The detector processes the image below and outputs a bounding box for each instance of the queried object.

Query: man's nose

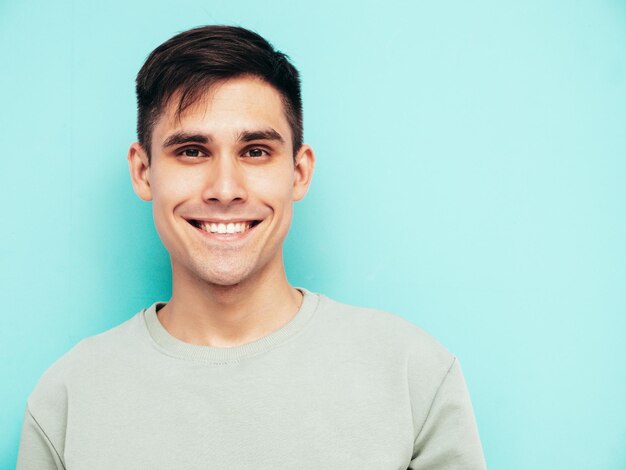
[202,155,247,205]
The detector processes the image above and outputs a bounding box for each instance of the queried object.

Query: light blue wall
[2,1,625,468]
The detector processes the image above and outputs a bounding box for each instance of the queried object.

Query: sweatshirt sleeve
[408,358,486,470]
[16,407,65,470]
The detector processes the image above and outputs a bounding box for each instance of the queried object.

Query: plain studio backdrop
[1,1,625,468]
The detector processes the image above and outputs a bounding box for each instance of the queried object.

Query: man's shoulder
[54,308,144,365]
[313,292,455,371]
[27,308,148,408]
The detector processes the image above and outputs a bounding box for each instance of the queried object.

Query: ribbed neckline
[142,288,320,364]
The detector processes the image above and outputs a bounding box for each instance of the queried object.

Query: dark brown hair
[136,25,303,160]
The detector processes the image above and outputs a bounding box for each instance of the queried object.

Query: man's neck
[157,266,303,348]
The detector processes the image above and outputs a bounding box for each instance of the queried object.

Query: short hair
[135,25,303,160]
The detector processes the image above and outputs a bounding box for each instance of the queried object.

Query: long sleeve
[409,358,486,470]
[16,407,65,470]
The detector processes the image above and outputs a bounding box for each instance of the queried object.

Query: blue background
[2,1,625,468]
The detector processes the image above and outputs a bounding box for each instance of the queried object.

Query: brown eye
[181,148,201,157]
[244,148,268,158]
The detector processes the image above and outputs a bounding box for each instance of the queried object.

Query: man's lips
[186,218,261,235]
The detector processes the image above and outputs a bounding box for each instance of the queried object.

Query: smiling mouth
[187,219,261,235]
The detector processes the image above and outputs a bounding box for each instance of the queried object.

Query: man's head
[128,26,314,289]
[136,25,303,161]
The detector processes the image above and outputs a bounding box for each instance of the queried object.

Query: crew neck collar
[142,288,319,364]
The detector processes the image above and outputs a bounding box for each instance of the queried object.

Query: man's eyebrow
[162,132,211,148]
[237,128,284,144]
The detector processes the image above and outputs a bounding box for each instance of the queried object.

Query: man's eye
[179,148,204,158]
[243,148,269,158]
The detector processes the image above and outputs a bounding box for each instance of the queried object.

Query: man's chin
[195,266,255,289]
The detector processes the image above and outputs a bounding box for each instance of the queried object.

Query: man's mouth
[187,219,261,235]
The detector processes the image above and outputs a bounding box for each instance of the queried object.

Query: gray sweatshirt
[17,290,486,469]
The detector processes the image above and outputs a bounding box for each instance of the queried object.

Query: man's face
[128,76,314,288]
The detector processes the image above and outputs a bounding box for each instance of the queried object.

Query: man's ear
[128,142,153,201]
[293,144,315,201]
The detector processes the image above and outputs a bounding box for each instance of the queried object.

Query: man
[17,26,486,469]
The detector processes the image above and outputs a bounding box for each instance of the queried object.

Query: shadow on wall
[89,164,172,330]
[283,186,334,294]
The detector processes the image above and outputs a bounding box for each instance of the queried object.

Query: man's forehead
[154,77,292,141]
[164,77,285,119]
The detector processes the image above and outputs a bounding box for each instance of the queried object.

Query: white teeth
[198,221,252,234]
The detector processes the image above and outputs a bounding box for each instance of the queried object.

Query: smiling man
[17,26,486,469]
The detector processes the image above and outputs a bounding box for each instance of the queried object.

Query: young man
[17,26,486,469]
